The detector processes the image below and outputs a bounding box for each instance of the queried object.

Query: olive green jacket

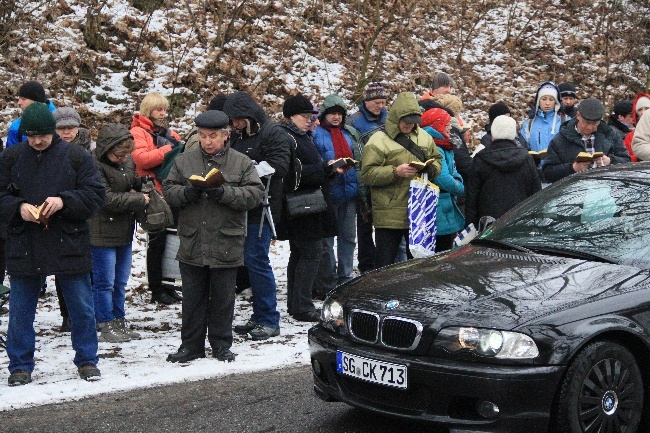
[361,92,442,229]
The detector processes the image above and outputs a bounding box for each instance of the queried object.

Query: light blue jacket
[7,100,57,146]
[520,108,565,152]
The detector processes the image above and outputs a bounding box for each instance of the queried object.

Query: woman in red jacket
[130,91,182,305]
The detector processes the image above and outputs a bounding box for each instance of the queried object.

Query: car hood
[338,246,650,330]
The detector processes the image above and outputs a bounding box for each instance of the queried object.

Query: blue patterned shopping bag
[408,175,439,258]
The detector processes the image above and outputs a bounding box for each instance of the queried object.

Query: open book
[575,151,604,163]
[188,168,226,188]
[28,202,49,225]
[328,158,357,170]
[408,159,437,171]
[528,149,547,163]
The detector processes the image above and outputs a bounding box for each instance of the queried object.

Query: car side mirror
[478,216,497,233]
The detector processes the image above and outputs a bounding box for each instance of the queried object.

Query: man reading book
[542,98,631,183]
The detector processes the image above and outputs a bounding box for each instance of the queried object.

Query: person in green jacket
[361,92,442,269]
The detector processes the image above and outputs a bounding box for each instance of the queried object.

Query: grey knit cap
[53,107,81,128]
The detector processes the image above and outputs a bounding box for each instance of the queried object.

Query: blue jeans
[92,245,132,324]
[327,200,357,281]
[7,273,98,373]
[244,223,279,329]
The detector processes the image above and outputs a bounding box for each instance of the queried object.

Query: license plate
[336,351,407,389]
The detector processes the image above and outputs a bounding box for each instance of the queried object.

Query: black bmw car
[309,164,650,433]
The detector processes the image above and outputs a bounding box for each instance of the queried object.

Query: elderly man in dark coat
[542,98,631,183]
[0,103,105,386]
[163,110,263,363]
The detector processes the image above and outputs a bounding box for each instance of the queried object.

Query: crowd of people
[0,74,649,386]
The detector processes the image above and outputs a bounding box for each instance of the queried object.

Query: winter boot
[98,320,131,343]
[150,287,175,305]
[113,317,142,340]
[78,363,101,381]
[58,316,71,333]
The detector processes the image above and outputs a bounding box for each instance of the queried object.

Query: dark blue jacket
[346,102,387,135]
[312,125,359,205]
[0,136,105,276]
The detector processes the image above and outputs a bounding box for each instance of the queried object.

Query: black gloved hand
[205,186,225,202]
[184,185,203,203]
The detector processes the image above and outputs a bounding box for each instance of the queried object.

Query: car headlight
[320,297,344,332]
[434,327,539,359]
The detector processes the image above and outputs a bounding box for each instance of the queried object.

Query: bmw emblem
[385,300,400,310]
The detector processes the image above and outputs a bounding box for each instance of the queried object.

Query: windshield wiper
[523,246,619,264]
[471,238,532,253]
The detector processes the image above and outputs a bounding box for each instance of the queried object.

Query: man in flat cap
[543,98,630,183]
[163,110,264,363]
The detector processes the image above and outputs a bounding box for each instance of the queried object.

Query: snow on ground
[0,229,329,411]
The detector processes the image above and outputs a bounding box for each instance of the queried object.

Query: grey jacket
[163,145,264,268]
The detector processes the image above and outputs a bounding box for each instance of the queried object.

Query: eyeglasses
[298,113,312,120]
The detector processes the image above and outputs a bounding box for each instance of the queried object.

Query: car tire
[553,340,644,433]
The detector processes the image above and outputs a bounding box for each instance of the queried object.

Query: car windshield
[480,173,650,269]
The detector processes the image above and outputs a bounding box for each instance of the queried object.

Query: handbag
[136,181,174,232]
[284,187,327,218]
[408,173,440,258]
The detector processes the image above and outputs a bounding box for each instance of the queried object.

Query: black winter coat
[450,126,472,206]
[465,139,541,227]
[224,91,291,227]
[0,136,105,276]
[542,118,631,183]
[276,122,337,242]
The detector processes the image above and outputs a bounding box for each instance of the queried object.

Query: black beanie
[488,102,511,124]
[208,94,228,111]
[18,81,47,104]
[613,100,633,117]
[282,94,317,118]
[21,102,56,136]
[558,82,577,99]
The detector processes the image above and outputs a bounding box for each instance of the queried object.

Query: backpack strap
[393,133,427,162]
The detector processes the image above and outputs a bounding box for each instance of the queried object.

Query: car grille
[340,376,430,412]
[348,310,423,351]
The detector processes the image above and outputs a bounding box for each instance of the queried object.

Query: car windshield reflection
[481,175,650,270]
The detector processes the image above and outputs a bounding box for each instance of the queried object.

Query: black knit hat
[282,94,318,118]
[18,81,47,104]
[195,110,229,129]
[21,102,56,136]
[613,100,633,117]
[488,102,511,124]
[208,94,228,111]
[558,82,577,98]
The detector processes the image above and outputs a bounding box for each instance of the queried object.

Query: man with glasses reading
[543,98,631,183]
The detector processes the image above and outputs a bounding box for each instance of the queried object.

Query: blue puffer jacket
[346,102,387,135]
[312,124,359,205]
[520,108,565,152]
[423,126,465,236]
[6,100,57,147]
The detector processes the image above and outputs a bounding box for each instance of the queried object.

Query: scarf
[433,133,454,151]
[321,121,352,159]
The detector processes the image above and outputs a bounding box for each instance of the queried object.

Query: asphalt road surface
[2,365,446,433]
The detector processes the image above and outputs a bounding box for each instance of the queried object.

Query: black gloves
[205,186,225,202]
[184,186,203,203]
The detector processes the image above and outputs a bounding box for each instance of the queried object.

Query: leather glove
[184,186,203,203]
[205,186,225,202]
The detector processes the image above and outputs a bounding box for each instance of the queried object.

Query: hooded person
[223,91,291,341]
[420,108,465,251]
[520,81,567,153]
[623,93,650,162]
[361,92,442,268]
[89,123,148,344]
[465,115,541,227]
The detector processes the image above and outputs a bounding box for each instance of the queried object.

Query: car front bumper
[308,326,564,433]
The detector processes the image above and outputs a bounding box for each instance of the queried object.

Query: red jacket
[622,93,650,163]
[130,114,180,192]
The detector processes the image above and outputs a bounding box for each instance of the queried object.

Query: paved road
[3,365,445,433]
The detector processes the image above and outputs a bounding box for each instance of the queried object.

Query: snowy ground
[0,228,328,411]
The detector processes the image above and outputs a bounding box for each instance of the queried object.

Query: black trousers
[178,263,236,352]
[287,238,322,316]
[313,238,336,299]
[375,228,413,269]
[356,211,376,273]
[147,229,167,295]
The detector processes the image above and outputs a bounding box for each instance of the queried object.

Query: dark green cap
[21,102,56,136]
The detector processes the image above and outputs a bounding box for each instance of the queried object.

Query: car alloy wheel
[554,340,644,433]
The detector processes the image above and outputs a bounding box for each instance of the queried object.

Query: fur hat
[195,110,229,129]
[537,84,560,109]
[577,98,605,121]
[421,108,451,133]
[488,102,510,124]
[431,94,464,117]
[53,107,81,128]
[21,102,56,136]
[491,115,517,141]
[283,94,318,118]
[558,82,577,98]
[636,96,650,113]
[364,82,388,101]
[613,100,633,117]
[18,81,47,104]
[432,72,454,91]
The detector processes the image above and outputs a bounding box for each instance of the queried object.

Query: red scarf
[433,134,454,151]
[321,122,352,159]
